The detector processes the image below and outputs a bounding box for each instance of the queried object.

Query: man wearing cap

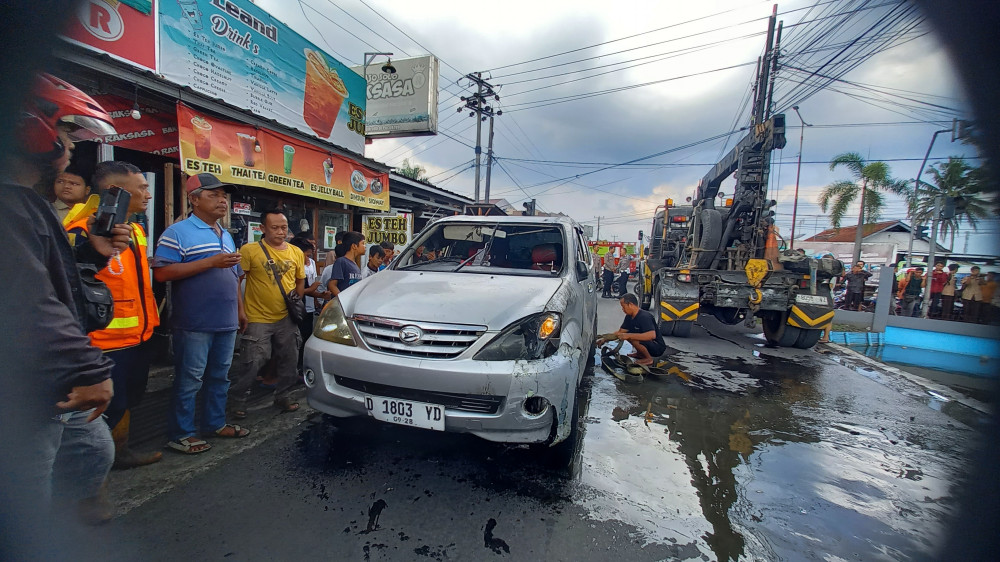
[153,173,249,455]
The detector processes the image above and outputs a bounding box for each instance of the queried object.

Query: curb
[818,341,993,417]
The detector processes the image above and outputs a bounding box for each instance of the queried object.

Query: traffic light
[940,197,956,219]
[915,224,929,239]
[638,230,644,241]
[522,199,536,216]
[940,196,968,219]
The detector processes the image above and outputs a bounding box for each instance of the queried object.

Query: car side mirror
[576,261,590,280]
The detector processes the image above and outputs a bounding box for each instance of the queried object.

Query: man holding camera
[0,74,130,530]
[66,161,161,469]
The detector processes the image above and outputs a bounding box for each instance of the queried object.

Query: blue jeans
[168,330,237,441]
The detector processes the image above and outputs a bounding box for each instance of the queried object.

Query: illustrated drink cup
[323,159,333,184]
[177,0,202,30]
[191,116,212,159]
[283,145,295,174]
[302,49,349,139]
[237,133,256,167]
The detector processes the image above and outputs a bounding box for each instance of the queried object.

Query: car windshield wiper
[455,218,503,273]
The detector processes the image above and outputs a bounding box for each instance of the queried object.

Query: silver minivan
[303,215,598,453]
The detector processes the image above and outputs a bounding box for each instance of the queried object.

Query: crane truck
[636,7,843,348]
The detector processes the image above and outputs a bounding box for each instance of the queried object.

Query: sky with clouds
[258,0,996,255]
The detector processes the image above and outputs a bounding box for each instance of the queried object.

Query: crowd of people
[835,259,998,323]
[0,74,400,535]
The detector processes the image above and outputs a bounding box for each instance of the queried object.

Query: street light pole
[790,106,811,249]
[905,127,952,267]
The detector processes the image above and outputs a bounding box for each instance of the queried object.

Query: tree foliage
[397,158,426,181]
[910,156,992,246]
[818,152,910,228]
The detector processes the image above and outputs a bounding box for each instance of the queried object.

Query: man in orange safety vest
[67,161,161,469]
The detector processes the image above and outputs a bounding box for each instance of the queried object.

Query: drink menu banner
[177,103,388,211]
[160,0,367,154]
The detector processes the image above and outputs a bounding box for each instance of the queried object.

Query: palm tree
[911,157,991,250]
[818,152,910,263]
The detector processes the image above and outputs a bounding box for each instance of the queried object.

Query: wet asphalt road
[90,297,983,561]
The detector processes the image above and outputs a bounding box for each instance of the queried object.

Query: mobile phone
[93,186,131,237]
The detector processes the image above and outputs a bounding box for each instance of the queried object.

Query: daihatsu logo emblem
[399,326,423,344]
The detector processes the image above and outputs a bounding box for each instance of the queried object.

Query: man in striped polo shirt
[153,173,250,455]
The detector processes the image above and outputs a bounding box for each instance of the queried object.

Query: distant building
[805,220,948,252]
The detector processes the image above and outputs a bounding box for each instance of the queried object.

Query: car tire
[545,388,582,471]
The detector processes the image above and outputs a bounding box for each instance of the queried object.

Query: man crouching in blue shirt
[153,173,250,455]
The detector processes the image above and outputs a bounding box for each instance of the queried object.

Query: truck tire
[794,328,823,349]
[762,311,800,347]
[671,320,693,338]
[653,281,672,336]
[693,208,722,269]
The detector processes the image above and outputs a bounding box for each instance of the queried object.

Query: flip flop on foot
[635,358,654,366]
[211,424,250,439]
[274,398,300,413]
[166,437,211,455]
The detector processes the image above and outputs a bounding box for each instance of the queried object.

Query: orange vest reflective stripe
[66,219,160,350]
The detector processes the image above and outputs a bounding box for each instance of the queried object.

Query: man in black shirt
[600,293,667,365]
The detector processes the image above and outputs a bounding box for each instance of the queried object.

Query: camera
[92,186,131,237]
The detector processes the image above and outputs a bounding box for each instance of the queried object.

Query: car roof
[431,215,581,229]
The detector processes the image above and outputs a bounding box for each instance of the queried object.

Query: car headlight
[313,298,356,346]
[474,312,561,361]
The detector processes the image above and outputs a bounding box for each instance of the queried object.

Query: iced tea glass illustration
[302,49,349,139]
[322,159,333,185]
[177,0,202,30]
[191,116,212,159]
[283,145,295,174]
[237,133,256,166]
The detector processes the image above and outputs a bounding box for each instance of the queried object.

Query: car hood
[342,270,563,329]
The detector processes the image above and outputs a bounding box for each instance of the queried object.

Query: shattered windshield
[395,223,566,276]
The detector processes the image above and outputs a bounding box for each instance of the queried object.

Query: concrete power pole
[460,73,501,204]
[595,216,601,242]
[484,114,495,203]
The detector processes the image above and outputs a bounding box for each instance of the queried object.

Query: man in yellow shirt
[228,210,305,417]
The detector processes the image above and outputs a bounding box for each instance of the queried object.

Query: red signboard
[61,0,157,71]
[91,94,178,158]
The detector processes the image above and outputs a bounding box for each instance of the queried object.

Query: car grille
[353,315,486,359]
[334,376,504,414]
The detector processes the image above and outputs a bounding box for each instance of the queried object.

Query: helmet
[17,73,116,158]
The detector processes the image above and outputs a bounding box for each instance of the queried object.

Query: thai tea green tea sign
[159,0,367,153]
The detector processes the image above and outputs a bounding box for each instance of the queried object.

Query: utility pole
[484,114,495,203]
[790,105,811,249]
[459,73,501,203]
[595,216,601,242]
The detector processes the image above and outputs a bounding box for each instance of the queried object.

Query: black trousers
[104,341,153,429]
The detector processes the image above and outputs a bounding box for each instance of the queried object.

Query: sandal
[211,424,250,439]
[274,398,300,412]
[166,437,212,455]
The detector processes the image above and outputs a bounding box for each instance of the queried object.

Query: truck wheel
[762,311,800,347]
[693,208,722,269]
[671,320,693,338]
[794,328,823,349]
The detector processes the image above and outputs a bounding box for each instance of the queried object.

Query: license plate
[365,395,445,431]
[795,294,828,305]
